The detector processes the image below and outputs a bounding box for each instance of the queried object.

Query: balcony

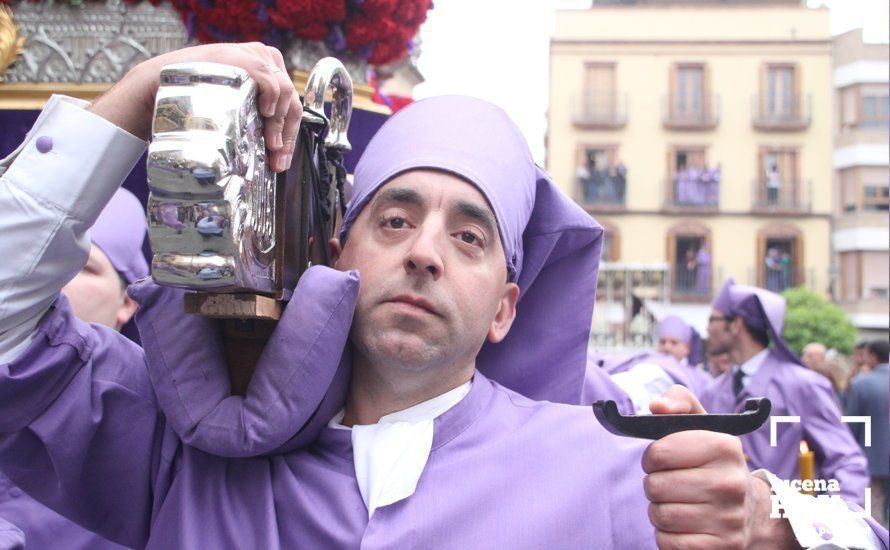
[573,92,627,130]
[752,94,812,131]
[762,264,804,294]
[752,179,812,214]
[662,94,719,131]
[671,263,713,302]
[578,167,626,209]
[663,167,720,212]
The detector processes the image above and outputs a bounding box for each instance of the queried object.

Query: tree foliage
[780,287,857,355]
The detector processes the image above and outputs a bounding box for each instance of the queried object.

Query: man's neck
[341,356,475,427]
[733,343,767,367]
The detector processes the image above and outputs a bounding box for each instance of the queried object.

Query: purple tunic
[580,360,635,415]
[0,515,23,550]
[595,350,711,397]
[0,474,125,550]
[700,349,870,505]
[0,297,656,549]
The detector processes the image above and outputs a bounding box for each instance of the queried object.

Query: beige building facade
[548,1,834,342]
[831,29,889,337]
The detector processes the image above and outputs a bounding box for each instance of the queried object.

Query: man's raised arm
[0,43,303,547]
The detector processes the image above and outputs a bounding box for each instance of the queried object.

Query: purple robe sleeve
[802,378,870,504]
[129,265,359,457]
[0,297,171,549]
[0,516,24,550]
[580,361,634,415]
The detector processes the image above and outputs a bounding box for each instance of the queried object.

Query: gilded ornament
[0,5,25,77]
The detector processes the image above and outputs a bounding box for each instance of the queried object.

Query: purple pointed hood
[656,314,702,365]
[91,187,149,284]
[341,96,603,404]
[711,277,802,366]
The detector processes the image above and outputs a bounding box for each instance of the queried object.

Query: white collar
[328,381,472,429]
[327,380,472,517]
[738,348,770,377]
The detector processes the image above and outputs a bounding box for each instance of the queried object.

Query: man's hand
[643,386,798,549]
[89,43,300,173]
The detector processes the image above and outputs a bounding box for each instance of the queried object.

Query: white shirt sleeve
[754,469,884,549]
[0,95,147,362]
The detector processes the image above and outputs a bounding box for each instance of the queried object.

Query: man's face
[706,309,735,355]
[851,347,867,369]
[657,336,690,362]
[332,170,519,374]
[706,352,732,377]
[62,244,136,330]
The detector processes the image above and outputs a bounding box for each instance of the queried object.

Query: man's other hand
[643,386,797,549]
[89,43,300,173]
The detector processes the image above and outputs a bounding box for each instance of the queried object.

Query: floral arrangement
[2,0,431,66]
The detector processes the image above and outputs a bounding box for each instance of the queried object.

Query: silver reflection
[147,62,276,292]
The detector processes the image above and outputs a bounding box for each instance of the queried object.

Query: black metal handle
[592,398,771,440]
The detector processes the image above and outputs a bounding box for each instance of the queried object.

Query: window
[840,251,890,300]
[668,147,719,208]
[672,64,705,118]
[757,225,803,292]
[861,95,890,128]
[838,167,890,212]
[577,146,625,205]
[667,223,712,298]
[862,184,890,211]
[766,65,795,118]
[582,63,617,120]
[758,148,800,209]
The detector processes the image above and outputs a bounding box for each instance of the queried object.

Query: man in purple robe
[656,315,712,393]
[0,44,885,549]
[700,278,870,507]
[0,187,147,550]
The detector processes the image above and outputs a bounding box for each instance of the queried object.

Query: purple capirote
[656,314,703,366]
[90,187,148,284]
[711,277,802,366]
[343,95,603,404]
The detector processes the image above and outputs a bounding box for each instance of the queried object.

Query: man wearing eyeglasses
[701,278,869,508]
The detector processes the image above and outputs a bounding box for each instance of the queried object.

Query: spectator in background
[851,341,871,379]
[802,342,827,373]
[655,315,712,394]
[705,348,733,377]
[844,340,890,527]
[766,163,781,206]
[801,342,841,392]
[0,187,147,550]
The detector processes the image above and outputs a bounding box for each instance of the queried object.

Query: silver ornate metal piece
[147,57,354,298]
[147,62,277,293]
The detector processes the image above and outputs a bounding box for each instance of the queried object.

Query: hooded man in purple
[0,44,885,549]
[656,315,712,390]
[0,187,147,550]
[700,278,870,506]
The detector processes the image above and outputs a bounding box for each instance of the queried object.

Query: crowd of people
[594,294,889,530]
[0,43,887,549]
